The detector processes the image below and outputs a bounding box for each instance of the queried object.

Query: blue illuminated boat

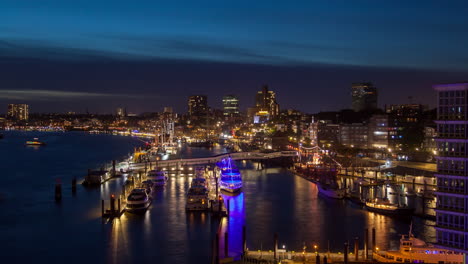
[217,157,242,193]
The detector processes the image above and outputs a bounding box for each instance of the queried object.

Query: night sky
[1,0,467,114]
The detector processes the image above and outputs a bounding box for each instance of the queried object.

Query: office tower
[7,104,29,121]
[387,104,425,151]
[351,82,378,111]
[434,83,468,256]
[188,95,208,116]
[222,95,239,117]
[254,85,279,118]
[116,107,127,117]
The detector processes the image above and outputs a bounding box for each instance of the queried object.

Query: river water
[0,131,435,263]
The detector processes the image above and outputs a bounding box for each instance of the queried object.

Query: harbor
[0,131,437,263]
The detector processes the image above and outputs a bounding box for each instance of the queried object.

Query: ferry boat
[365,198,414,216]
[217,157,242,193]
[147,169,168,187]
[317,183,346,199]
[374,228,463,264]
[186,178,209,211]
[25,138,46,146]
[125,188,151,213]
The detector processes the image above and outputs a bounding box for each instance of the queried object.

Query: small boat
[147,169,168,187]
[217,157,242,193]
[140,180,155,194]
[317,183,346,199]
[186,178,209,211]
[374,226,463,263]
[25,138,46,146]
[125,188,151,213]
[365,199,414,216]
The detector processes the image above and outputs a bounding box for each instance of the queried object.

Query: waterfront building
[254,85,279,118]
[433,83,468,256]
[317,121,340,148]
[351,82,378,112]
[368,114,389,149]
[222,95,239,117]
[339,123,368,148]
[188,95,208,116]
[7,104,29,121]
[387,104,425,151]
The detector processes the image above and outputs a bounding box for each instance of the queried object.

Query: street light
[314,244,318,255]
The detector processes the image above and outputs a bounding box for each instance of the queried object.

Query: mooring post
[112,160,116,177]
[354,237,359,261]
[242,225,247,254]
[226,199,230,216]
[344,242,348,264]
[215,232,220,264]
[224,231,229,258]
[110,194,116,215]
[71,177,77,195]
[118,198,121,214]
[364,228,369,260]
[101,199,105,217]
[316,255,321,264]
[55,181,62,202]
[323,256,328,264]
[218,195,222,215]
[372,228,376,253]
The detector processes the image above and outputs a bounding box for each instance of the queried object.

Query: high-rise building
[116,107,127,117]
[254,85,279,118]
[188,95,208,116]
[222,95,239,117]
[351,82,378,111]
[7,104,29,121]
[368,114,389,149]
[434,83,468,256]
[387,104,425,151]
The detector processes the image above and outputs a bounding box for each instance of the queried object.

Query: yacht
[125,188,151,213]
[140,180,155,194]
[317,183,346,199]
[374,228,463,264]
[25,138,46,146]
[147,169,168,187]
[365,198,414,216]
[186,178,209,211]
[217,157,242,193]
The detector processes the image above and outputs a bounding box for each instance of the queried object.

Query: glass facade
[434,83,468,253]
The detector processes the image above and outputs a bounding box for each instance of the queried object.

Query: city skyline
[1,1,468,113]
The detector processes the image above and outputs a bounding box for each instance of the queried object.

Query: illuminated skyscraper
[351,82,378,111]
[434,83,468,257]
[222,95,239,117]
[116,107,127,117]
[254,85,279,118]
[7,104,29,121]
[188,95,208,116]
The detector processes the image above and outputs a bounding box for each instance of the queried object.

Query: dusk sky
[1,0,467,114]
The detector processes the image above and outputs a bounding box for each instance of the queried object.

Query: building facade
[7,104,29,121]
[434,83,468,255]
[387,104,425,151]
[339,123,368,148]
[255,85,279,118]
[368,114,389,149]
[188,95,208,116]
[222,95,239,117]
[351,82,378,112]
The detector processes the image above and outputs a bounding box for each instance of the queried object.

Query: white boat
[317,183,345,199]
[140,180,154,194]
[125,188,151,213]
[373,228,463,264]
[217,157,242,193]
[147,169,168,187]
[186,178,209,211]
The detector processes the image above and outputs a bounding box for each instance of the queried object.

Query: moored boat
[217,157,242,193]
[147,169,168,187]
[374,227,463,263]
[186,178,209,211]
[317,183,346,199]
[125,188,151,213]
[25,138,46,146]
[365,199,414,216]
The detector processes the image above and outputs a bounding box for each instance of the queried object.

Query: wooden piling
[372,228,376,252]
[323,256,328,264]
[344,242,348,264]
[118,198,121,214]
[354,237,359,261]
[316,255,321,264]
[215,232,220,264]
[224,231,229,258]
[242,225,246,254]
[110,194,116,215]
[226,199,230,216]
[364,228,369,260]
[112,160,116,177]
